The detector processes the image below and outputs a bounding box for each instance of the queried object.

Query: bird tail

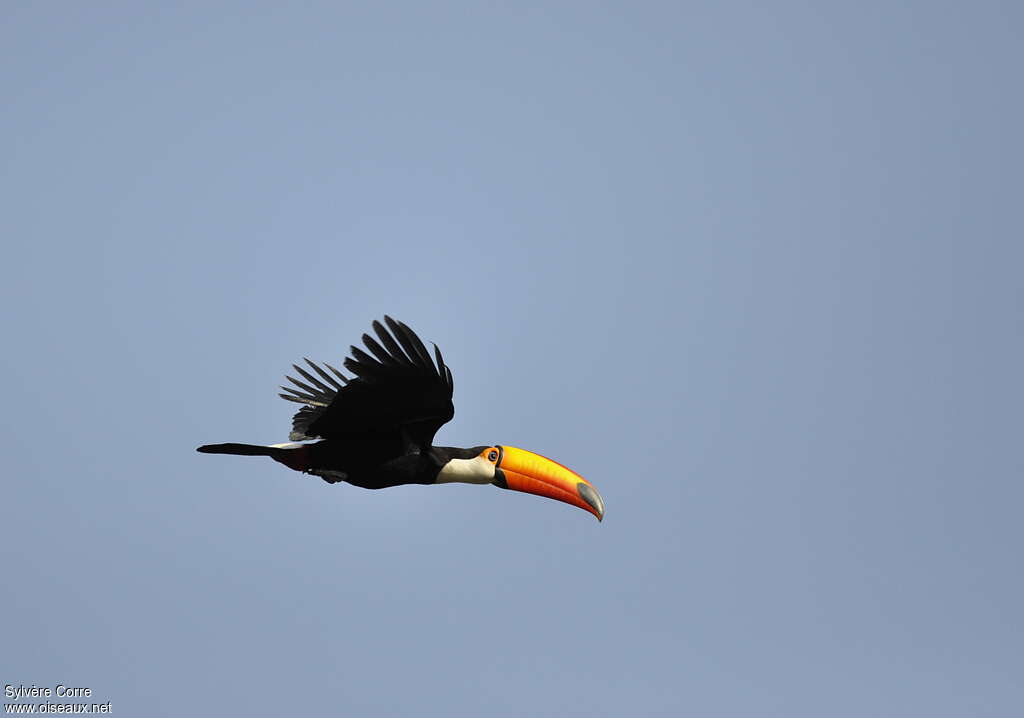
[196,442,310,471]
[197,442,281,456]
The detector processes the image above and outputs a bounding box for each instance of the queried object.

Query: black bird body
[197,317,604,520]
[202,440,482,489]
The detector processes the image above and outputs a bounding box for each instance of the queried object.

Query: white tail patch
[270,442,307,450]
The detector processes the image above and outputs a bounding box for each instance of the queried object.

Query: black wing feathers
[345,346,385,376]
[360,334,396,366]
[279,358,339,407]
[283,317,454,447]
[433,344,447,381]
[323,362,349,386]
[293,363,333,394]
[305,359,347,390]
[372,320,412,366]
[288,368,323,396]
[388,316,434,370]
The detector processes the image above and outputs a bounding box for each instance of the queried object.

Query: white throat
[435,456,494,485]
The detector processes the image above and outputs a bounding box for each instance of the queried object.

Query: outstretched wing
[279,316,455,449]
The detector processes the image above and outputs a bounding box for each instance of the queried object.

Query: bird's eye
[487,450,498,462]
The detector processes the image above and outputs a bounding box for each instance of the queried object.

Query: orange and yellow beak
[492,445,604,521]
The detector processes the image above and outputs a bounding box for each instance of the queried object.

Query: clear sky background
[2,2,1021,716]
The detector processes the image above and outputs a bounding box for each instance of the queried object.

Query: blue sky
[2,2,1021,716]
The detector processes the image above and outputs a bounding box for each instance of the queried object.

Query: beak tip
[577,482,605,523]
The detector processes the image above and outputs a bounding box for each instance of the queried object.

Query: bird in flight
[197,316,604,520]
